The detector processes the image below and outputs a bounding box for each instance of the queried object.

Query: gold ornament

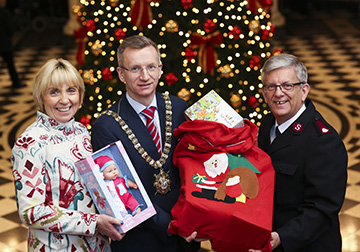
[109,0,120,7]
[249,20,260,33]
[218,64,233,78]
[165,20,179,33]
[153,169,171,195]
[82,70,94,84]
[91,41,103,56]
[72,5,81,14]
[177,88,191,101]
[230,93,242,108]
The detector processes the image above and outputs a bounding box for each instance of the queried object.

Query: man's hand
[96,214,125,241]
[182,231,209,243]
[248,232,281,252]
[270,232,280,249]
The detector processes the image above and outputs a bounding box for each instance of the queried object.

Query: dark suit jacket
[258,99,347,252]
[91,92,200,252]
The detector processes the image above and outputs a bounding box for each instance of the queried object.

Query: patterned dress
[11,111,111,252]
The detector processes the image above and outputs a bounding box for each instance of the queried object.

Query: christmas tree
[74,0,276,129]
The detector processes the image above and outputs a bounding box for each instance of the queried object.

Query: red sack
[168,120,274,252]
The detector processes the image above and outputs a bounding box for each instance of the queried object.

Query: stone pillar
[63,0,81,35]
[271,0,285,27]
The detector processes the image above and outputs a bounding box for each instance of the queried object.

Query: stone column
[271,0,285,27]
[63,0,81,35]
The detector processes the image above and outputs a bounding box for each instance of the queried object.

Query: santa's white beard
[206,166,227,178]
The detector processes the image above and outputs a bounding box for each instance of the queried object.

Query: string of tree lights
[74,0,279,128]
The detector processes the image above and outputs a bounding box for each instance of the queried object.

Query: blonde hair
[33,58,85,112]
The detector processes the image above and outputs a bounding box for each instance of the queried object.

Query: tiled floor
[1,7,360,252]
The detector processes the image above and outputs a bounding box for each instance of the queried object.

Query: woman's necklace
[100,92,172,194]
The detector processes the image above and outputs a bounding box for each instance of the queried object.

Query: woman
[11,58,123,251]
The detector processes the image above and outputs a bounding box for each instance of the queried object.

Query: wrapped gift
[168,120,274,252]
[185,90,244,128]
[75,140,156,233]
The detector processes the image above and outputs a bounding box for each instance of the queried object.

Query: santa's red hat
[94,155,116,172]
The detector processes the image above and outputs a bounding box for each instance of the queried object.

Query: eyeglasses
[120,65,161,74]
[263,82,304,93]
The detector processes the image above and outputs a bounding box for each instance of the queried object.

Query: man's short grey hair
[261,53,308,84]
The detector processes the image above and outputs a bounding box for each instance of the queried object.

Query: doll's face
[102,164,119,180]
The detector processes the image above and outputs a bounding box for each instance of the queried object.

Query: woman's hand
[96,214,125,241]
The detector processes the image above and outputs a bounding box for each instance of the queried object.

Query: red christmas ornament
[165,73,178,86]
[247,0,272,14]
[185,48,196,61]
[114,28,126,41]
[80,115,91,128]
[85,19,96,32]
[261,29,270,40]
[102,68,113,80]
[181,0,192,9]
[248,96,259,108]
[229,26,241,39]
[273,48,283,56]
[261,25,275,40]
[249,56,261,68]
[204,19,216,33]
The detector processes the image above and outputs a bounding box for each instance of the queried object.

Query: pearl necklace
[100,92,172,194]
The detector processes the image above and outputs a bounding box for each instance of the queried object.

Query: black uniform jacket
[258,99,347,252]
[91,92,200,252]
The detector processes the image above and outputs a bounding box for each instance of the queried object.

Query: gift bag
[168,120,274,252]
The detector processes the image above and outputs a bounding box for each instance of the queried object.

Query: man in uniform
[251,53,347,252]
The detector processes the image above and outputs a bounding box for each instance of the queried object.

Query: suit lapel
[268,128,293,154]
[267,100,313,154]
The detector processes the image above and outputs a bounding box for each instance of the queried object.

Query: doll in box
[95,155,141,217]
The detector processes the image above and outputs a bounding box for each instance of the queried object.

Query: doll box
[185,90,244,128]
[75,140,156,233]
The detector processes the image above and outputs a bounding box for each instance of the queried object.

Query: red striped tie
[141,106,161,156]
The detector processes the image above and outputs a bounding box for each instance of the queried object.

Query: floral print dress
[11,111,111,252]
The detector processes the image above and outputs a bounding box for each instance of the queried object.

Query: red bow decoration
[129,0,160,30]
[247,0,272,14]
[189,31,223,75]
[74,26,88,66]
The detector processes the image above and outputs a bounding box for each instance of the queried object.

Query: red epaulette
[314,118,331,136]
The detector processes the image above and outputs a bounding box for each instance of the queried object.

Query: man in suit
[250,53,347,252]
[91,35,200,252]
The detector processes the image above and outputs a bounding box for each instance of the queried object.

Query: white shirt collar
[275,103,306,134]
[126,92,158,114]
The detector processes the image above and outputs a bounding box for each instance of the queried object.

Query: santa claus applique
[192,153,260,204]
